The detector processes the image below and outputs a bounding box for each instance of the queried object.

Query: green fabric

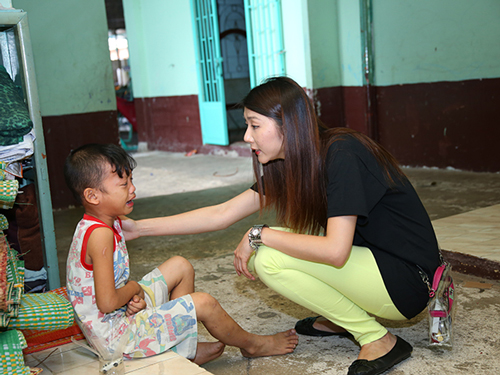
[0,329,30,375]
[0,65,33,146]
[0,161,6,181]
[0,180,19,210]
[0,215,7,231]
[0,242,24,327]
[8,292,74,331]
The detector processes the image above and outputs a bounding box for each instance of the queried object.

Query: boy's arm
[88,227,143,314]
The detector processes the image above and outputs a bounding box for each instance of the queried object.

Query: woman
[124,77,441,375]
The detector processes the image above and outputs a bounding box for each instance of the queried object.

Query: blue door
[244,0,285,88]
[191,0,229,145]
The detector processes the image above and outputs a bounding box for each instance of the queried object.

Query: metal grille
[244,0,285,87]
[193,0,224,102]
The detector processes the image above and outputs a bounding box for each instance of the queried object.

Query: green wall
[123,0,198,98]
[120,1,500,98]
[307,0,340,88]
[307,0,363,89]
[373,0,500,86]
[12,0,115,116]
[306,0,500,89]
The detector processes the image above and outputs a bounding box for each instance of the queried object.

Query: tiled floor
[432,203,500,263]
[23,341,212,375]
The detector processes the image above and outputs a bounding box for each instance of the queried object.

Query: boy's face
[98,162,136,217]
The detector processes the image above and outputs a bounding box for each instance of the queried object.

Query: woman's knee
[255,246,281,273]
[253,227,292,275]
[254,246,285,280]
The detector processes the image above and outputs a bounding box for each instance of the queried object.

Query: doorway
[191,0,285,146]
[218,0,250,144]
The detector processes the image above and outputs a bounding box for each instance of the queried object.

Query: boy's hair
[64,143,137,204]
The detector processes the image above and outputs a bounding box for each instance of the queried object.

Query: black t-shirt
[325,135,440,318]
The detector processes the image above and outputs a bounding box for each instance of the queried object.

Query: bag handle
[417,251,447,298]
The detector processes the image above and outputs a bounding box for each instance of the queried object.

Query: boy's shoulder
[73,214,118,239]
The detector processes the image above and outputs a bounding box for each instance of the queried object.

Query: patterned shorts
[122,268,198,359]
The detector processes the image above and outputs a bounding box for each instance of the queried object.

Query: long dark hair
[242,77,325,235]
[242,77,405,235]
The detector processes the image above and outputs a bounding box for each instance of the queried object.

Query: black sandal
[295,316,353,338]
[347,335,412,375]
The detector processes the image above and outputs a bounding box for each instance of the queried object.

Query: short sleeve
[250,176,265,194]
[325,139,387,221]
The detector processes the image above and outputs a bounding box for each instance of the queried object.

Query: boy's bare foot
[191,341,225,365]
[240,329,299,358]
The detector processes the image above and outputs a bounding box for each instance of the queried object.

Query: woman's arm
[121,188,261,240]
[234,215,357,280]
[88,227,144,313]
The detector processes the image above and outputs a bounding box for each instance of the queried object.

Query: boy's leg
[157,256,195,299]
[191,291,298,357]
[155,256,228,365]
[133,266,224,365]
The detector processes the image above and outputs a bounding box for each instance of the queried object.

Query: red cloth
[116,97,137,132]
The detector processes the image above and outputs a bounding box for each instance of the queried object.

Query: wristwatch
[248,224,269,251]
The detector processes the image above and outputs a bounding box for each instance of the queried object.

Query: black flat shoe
[294,316,353,338]
[347,336,413,375]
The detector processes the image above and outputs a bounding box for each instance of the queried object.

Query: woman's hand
[126,294,147,317]
[120,216,140,241]
[233,229,256,280]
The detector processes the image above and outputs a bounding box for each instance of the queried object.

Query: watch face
[251,228,259,236]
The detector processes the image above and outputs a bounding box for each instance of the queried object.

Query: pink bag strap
[431,263,447,291]
[418,258,448,299]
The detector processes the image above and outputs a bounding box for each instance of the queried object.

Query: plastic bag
[77,316,130,374]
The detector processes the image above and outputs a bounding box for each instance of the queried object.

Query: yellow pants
[249,228,406,346]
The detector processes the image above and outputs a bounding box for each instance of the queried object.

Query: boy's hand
[120,216,140,241]
[126,294,147,316]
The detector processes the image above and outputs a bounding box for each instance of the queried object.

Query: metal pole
[360,0,378,141]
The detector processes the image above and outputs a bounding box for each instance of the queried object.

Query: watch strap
[248,224,268,251]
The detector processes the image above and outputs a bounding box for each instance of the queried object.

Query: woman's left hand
[233,230,256,280]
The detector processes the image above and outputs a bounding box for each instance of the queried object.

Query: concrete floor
[53,151,500,375]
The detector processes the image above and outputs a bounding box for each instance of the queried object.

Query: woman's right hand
[120,216,140,241]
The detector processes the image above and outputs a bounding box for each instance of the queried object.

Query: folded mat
[0,236,24,327]
[21,287,84,354]
[0,329,30,375]
[8,292,74,331]
[0,180,19,210]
